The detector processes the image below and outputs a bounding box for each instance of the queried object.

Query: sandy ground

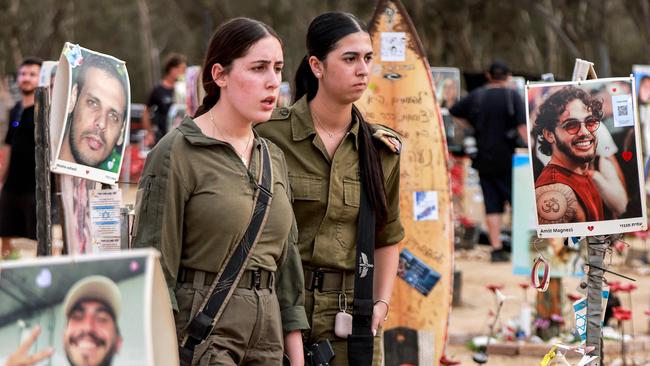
[446,245,650,365]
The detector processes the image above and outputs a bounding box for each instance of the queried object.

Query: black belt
[304,268,355,292]
[178,268,274,290]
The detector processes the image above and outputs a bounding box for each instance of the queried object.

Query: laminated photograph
[508,76,526,99]
[0,249,177,366]
[526,77,647,238]
[632,64,650,160]
[430,67,460,110]
[38,61,58,106]
[49,43,131,185]
[59,175,101,254]
[512,153,586,276]
[39,61,58,88]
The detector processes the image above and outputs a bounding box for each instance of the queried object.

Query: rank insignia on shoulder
[269,107,291,121]
[372,128,402,154]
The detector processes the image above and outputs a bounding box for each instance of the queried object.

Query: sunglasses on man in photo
[558,116,600,135]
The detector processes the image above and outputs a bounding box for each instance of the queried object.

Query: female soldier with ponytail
[256,12,404,365]
[133,18,307,365]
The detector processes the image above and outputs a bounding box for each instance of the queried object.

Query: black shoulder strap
[348,138,377,365]
[179,139,274,365]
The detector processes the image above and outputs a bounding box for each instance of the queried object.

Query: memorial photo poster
[632,65,650,162]
[508,76,526,99]
[50,43,131,185]
[0,249,179,366]
[526,77,646,238]
[512,153,585,277]
[430,66,461,111]
[60,175,97,254]
[185,65,201,116]
[39,61,58,106]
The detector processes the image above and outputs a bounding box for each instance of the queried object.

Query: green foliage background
[2,0,650,102]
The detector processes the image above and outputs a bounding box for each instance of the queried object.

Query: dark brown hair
[295,12,388,229]
[163,53,187,76]
[534,86,603,155]
[20,57,43,69]
[194,18,281,118]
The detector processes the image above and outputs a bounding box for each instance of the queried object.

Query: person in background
[450,60,527,262]
[0,57,42,258]
[141,53,187,146]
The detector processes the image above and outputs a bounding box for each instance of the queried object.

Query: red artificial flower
[613,241,626,254]
[568,293,582,302]
[613,307,632,321]
[440,355,461,366]
[608,281,621,293]
[618,283,637,293]
[486,284,504,293]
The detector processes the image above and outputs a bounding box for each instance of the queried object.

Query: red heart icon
[588,225,594,231]
[622,151,632,161]
[612,88,617,92]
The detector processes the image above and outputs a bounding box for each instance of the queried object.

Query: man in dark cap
[450,60,527,262]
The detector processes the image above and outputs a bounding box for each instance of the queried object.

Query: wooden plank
[34,87,51,256]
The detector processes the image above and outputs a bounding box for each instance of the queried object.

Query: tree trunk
[137,0,156,89]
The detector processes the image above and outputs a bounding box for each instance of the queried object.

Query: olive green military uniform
[133,116,309,365]
[256,96,405,365]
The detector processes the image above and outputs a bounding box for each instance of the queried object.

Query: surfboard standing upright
[357,0,453,364]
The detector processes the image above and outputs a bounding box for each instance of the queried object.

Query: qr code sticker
[612,94,634,127]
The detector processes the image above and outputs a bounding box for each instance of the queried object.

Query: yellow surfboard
[357,1,454,364]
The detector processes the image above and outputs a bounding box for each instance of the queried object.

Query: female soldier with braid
[133,18,307,365]
[256,12,404,365]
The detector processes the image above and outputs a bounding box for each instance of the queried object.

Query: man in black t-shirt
[450,61,527,262]
[142,53,186,145]
[0,57,42,257]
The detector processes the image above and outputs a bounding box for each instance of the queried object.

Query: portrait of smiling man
[62,276,123,366]
[58,52,128,173]
[532,86,604,224]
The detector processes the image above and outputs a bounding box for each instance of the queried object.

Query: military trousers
[304,287,384,366]
[174,271,283,366]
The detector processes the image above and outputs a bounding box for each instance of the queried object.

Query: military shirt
[255,96,404,271]
[132,116,308,332]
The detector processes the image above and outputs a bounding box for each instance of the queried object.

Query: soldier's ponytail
[293,55,318,102]
[296,11,388,229]
[354,106,388,230]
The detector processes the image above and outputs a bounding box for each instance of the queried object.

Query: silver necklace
[312,112,351,139]
[209,108,253,165]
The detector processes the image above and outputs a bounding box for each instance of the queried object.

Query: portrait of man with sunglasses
[532,86,605,224]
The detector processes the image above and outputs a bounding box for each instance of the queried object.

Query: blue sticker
[413,191,438,221]
[64,43,84,68]
[397,248,440,296]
